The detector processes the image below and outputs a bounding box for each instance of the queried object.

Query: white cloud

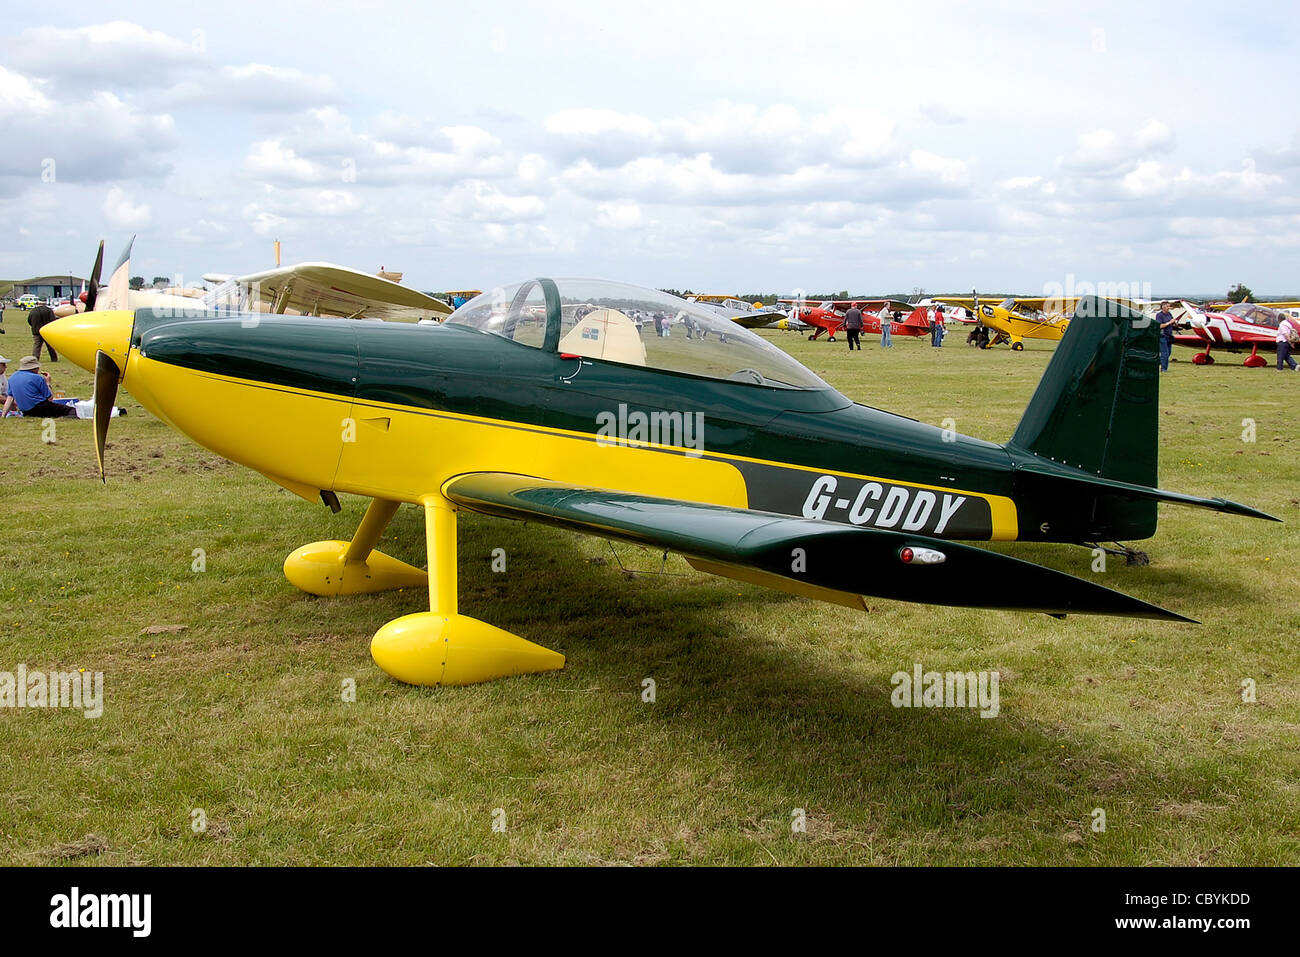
[243,140,322,184]
[10,21,200,91]
[162,63,338,112]
[0,71,178,189]
[241,202,288,237]
[441,181,545,222]
[908,150,969,186]
[544,102,897,175]
[594,201,644,230]
[1121,160,1175,198]
[1061,119,1176,175]
[103,186,151,229]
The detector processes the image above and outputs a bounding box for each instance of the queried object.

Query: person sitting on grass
[2,356,76,418]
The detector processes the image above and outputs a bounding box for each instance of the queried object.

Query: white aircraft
[58,238,453,323]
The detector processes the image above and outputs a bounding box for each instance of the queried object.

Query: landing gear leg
[368,497,565,686]
[283,497,428,596]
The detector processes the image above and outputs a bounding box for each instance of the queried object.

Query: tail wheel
[1011,341,1024,351]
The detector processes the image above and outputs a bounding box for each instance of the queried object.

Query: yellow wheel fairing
[283,540,428,596]
[370,612,565,686]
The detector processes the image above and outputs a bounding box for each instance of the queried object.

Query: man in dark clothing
[28,303,58,362]
[842,304,863,351]
[1156,301,1176,372]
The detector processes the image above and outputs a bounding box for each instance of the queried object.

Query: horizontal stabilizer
[1015,460,1280,523]
[444,472,1194,622]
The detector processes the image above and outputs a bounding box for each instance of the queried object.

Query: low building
[11,275,89,301]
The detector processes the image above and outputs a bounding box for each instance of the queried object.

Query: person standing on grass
[880,308,894,348]
[1156,301,1176,372]
[842,304,863,351]
[1276,315,1300,371]
[931,305,946,347]
[28,302,57,362]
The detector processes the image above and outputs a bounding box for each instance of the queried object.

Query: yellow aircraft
[933,295,1080,351]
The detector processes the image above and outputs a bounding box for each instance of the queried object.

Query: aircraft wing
[826,299,915,313]
[442,472,1191,621]
[1006,296,1081,313]
[689,298,786,328]
[234,262,453,320]
[728,311,789,328]
[777,298,910,310]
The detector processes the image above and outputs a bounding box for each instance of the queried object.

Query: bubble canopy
[446,278,831,391]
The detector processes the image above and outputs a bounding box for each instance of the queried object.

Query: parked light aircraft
[42,281,1275,687]
[931,295,1082,351]
[685,295,787,329]
[59,238,455,324]
[1177,301,1299,367]
[777,299,925,341]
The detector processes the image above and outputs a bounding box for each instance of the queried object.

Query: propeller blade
[84,240,105,312]
[93,350,120,483]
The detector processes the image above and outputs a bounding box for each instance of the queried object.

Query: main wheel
[1011,341,1024,351]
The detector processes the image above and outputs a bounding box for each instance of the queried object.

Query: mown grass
[0,311,1296,865]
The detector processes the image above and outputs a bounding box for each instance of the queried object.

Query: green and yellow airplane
[42,279,1275,688]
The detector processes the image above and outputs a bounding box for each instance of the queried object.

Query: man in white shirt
[1276,317,1299,371]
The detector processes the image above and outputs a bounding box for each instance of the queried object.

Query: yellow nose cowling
[39,310,134,376]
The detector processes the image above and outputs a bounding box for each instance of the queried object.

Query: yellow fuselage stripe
[125,356,1019,540]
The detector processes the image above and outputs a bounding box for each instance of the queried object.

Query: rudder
[1007,297,1159,540]
[1008,296,1159,486]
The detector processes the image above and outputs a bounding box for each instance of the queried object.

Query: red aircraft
[1176,301,1300,367]
[778,298,932,342]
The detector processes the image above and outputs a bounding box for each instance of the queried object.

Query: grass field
[1,308,1297,866]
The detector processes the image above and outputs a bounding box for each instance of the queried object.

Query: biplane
[44,279,1274,688]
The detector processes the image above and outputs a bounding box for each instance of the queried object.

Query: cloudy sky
[2,0,1297,296]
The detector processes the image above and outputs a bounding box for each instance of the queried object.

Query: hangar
[10,274,88,300]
